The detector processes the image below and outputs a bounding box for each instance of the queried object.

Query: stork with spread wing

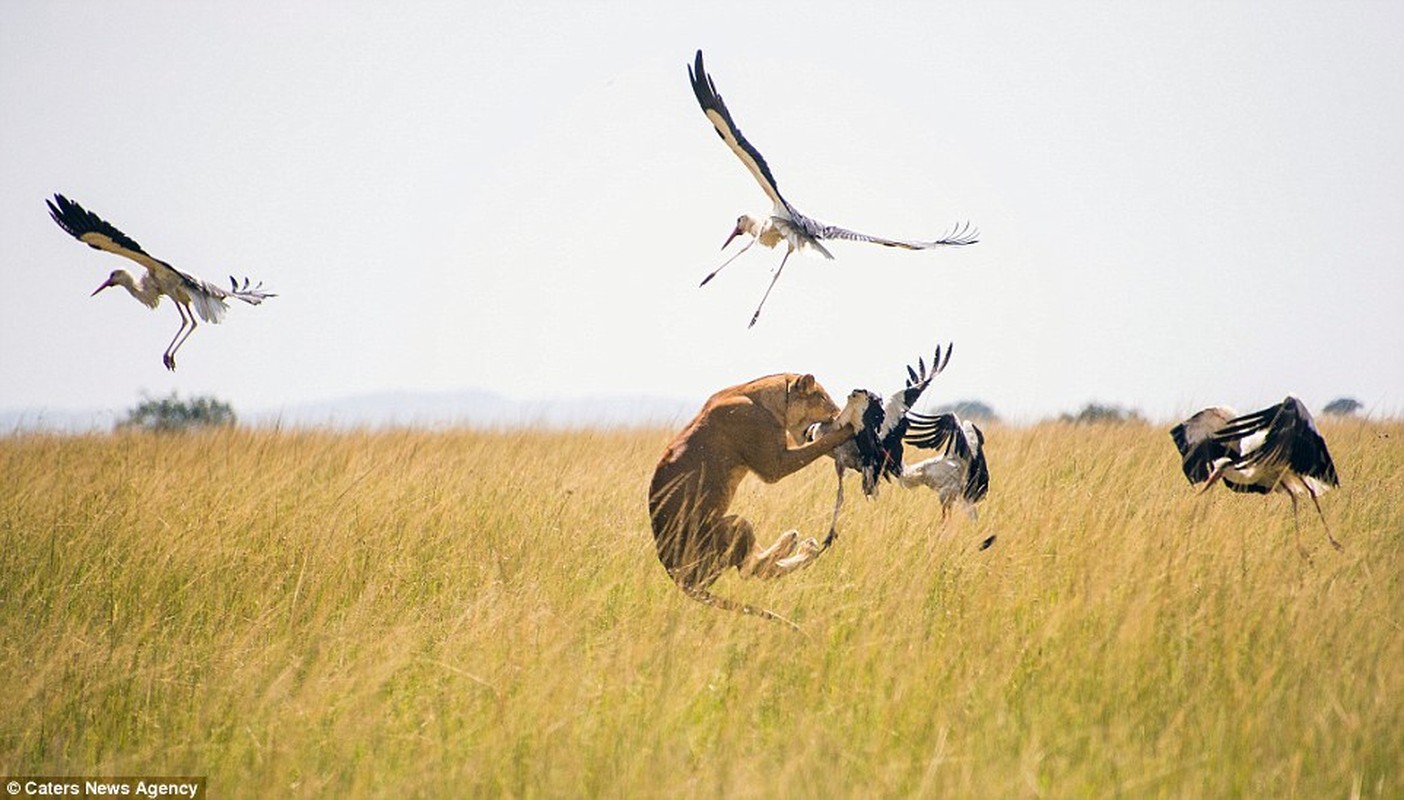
[48,193,274,370]
[808,344,952,547]
[688,50,977,327]
[902,410,990,522]
[1171,396,1341,559]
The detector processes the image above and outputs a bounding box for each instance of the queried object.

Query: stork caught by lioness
[807,345,952,547]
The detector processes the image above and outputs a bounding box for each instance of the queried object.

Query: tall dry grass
[1,419,1401,797]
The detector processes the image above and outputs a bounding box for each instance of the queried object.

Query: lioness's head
[784,373,840,441]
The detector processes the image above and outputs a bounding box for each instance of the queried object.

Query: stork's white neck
[741,214,785,248]
[111,270,162,309]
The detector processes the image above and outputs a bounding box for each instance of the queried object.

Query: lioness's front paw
[836,389,873,431]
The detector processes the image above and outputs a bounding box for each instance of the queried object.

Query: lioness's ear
[793,373,816,393]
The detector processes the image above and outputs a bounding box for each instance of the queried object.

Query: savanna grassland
[2,419,1401,798]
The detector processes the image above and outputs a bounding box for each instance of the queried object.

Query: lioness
[648,372,859,624]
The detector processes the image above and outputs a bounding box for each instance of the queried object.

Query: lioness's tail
[682,586,802,632]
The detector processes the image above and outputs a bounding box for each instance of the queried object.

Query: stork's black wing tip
[688,49,711,103]
[47,193,72,219]
[45,194,149,255]
[1168,423,1190,456]
[47,193,80,235]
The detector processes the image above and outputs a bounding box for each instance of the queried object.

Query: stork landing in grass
[807,344,952,548]
[1171,396,1342,559]
[47,193,274,371]
[901,411,991,526]
[687,50,978,327]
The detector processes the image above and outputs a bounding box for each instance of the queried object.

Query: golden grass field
[2,418,1401,797]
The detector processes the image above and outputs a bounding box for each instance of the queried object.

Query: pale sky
[3,1,1402,425]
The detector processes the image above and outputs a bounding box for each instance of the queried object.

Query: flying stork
[807,344,952,547]
[901,411,990,523]
[1170,396,1342,558]
[47,193,275,371]
[687,50,978,327]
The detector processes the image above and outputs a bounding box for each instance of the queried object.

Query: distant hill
[253,390,695,430]
[2,390,697,434]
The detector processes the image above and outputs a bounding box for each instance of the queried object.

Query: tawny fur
[648,373,856,626]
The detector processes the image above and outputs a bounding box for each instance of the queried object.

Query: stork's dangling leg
[1288,493,1312,562]
[700,237,756,286]
[747,246,793,328]
[170,304,201,369]
[1307,488,1343,551]
[822,463,845,550]
[163,303,195,371]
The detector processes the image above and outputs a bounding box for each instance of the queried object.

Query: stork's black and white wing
[48,193,275,322]
[960,420,990,503]
[1214,396,1339,489]
[904,412,989,503]
[870,344,954,483]
[48,193,173,278]
[1170,406,1238,485]
[689,50,791,215]
[905,411,960,453]
[813,219,980,249]
[878,344,953,441]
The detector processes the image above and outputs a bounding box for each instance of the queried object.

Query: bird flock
[681,49,1343,557]
[45,49,1346,557]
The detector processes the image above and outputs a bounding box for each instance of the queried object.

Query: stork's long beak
[91,278,116,297]
[722,224,744,250]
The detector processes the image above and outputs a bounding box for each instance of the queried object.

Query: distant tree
[1322,397,1363,417]
[930,400,999,423]
[1059,402,1144,425]
[119,392,236,433]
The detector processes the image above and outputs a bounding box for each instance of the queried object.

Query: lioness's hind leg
[774,536,822,572]
[746,531,822,579]
[742,528,801,579]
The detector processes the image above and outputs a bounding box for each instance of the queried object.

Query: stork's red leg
[748,247,792,328]
[701,237,756,286]
[823,462,845,550]
[1289,493,1312,562]
[163,303,193,371]
[1307,488,1342,551]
